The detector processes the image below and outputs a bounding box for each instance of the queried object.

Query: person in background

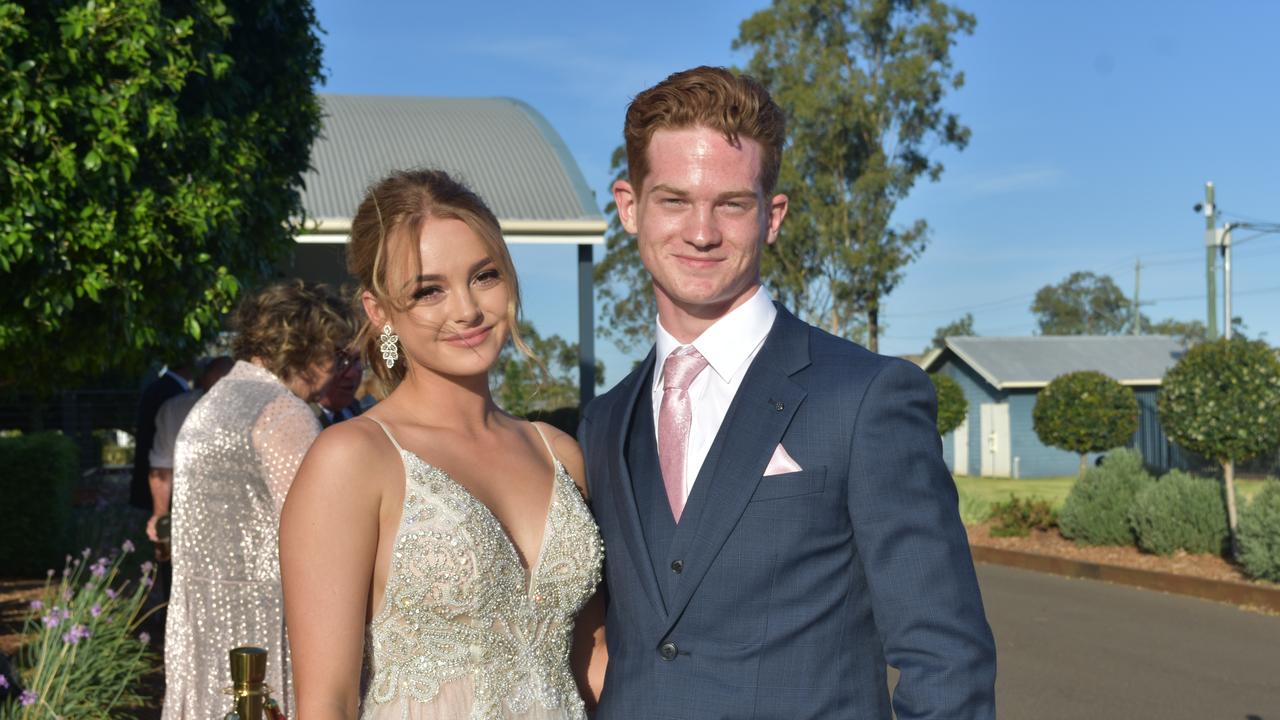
[129,361,193,510]
[316,350,364,428]
[162,281,354,720]
[146,356,235,545]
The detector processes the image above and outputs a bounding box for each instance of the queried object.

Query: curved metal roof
[301,94,603,228]
[922,335,1186,389]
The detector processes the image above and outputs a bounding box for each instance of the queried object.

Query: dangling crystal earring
[379,324,399,368]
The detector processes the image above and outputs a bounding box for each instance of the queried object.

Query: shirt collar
[161,366,191,392]
[654,286,777,387]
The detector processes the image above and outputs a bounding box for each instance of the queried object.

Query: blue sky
[312,0,1279,385]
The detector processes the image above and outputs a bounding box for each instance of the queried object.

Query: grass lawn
[954,475,1076,509]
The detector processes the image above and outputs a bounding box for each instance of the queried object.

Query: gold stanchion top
[229,646,267,685]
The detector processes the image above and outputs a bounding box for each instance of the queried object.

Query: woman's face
[373,216,511,380]
[287,355,338,403]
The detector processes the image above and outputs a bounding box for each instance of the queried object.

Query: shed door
[979,403,1011,477]
[953,415,970,476]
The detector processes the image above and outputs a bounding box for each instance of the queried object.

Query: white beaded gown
[163,361,319,719]
[360,418,604,720]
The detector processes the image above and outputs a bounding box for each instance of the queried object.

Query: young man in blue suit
[579,66,996,719]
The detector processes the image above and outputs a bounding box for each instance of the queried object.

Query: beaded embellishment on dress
[360,421,603,720]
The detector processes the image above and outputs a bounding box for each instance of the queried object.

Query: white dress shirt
[652,286,778,502]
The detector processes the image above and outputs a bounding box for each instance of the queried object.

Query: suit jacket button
[670,560,683,574]
[659,642,678,660]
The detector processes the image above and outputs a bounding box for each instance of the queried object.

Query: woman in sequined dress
[280,170,607,720]
[163,281,355,720]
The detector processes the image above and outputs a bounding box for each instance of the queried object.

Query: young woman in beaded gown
[280,170,607,720]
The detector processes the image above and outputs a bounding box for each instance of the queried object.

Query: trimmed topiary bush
[1033,370,1139,477]
[1159,336,1280,552]
[930,373,967,436]
[0,432,78,576]
[1058,448,1153,546]
[1129,471,1229,556]
[1238,479,1280,582]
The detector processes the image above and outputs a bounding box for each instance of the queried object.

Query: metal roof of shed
[920,335,1186,389]
[300,94,605,238]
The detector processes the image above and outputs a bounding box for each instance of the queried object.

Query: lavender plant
[0,541,159,718]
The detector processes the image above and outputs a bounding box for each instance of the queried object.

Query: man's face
[613,126,787,329]
[321,354,362,411]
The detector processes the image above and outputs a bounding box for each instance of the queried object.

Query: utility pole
[1223,225,1233,340]
[1204,182,1217,338]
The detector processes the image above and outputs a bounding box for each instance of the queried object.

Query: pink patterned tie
[658,345,708,523]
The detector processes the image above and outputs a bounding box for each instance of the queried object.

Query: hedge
[1238,479,1280,582]
[1129,471,1230,556]
[0,432,79,576]
[1057,448,1153,546]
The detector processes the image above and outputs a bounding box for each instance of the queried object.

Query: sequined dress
[361,419,604,720]
[163,361,320,720]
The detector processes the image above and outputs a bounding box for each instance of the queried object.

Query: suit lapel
[604,349,668,620]
[661,308,811,632]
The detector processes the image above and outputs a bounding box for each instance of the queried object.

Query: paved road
[974,562,1280,719]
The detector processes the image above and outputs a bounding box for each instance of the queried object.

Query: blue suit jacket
[579,306,996,719]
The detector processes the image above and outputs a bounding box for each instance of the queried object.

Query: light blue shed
[919,336,1190,478]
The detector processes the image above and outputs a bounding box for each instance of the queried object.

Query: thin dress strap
[361,416,405,454]
[529,422,559,467]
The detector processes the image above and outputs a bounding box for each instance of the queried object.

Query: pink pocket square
[764,444,803,476]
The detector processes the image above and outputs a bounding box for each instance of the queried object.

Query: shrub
[1129,471,1229,556]
[1238,479,1280,582]
[1058,448,1153,546]
[0,433,78,576]
[989,496,1057,537]
[1033,370,1139,476]
[0,543,159,718]
[930,373,967,436]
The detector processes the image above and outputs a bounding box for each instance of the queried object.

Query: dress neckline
[361,416,563,585]
[399,449,561,585]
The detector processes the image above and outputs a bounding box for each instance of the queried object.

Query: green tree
[930,312,975,350]
[494,322,604,416]
[734,0,975,352]
[1031,271,1132,335]
[930,372,966,435]
[0,0,324,395]
[1032,370,1139,477]
[594,145,656,355]
[1158,337,1280,551]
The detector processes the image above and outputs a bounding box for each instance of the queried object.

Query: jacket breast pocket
[749,467,827,502]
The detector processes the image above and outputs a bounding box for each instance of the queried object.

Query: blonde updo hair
[348,169,532,395]
[230,280,355,382]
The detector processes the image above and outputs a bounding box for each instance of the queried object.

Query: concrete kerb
[971,545,1280,613]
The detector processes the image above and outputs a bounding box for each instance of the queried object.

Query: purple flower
[140,560,154,575]
[46,569,54,578]
[142,576,154,589]
[20,689,37,706]
[90,603,102,618]
[42,613,61,629]
[105,588,118,599]
[138,631,151,645]
[62,623,90,645]
[80,548,91,558]
[0,673,8,688]
[122,539,135,553]
[90,559,108,578]
[29,599,43,610]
